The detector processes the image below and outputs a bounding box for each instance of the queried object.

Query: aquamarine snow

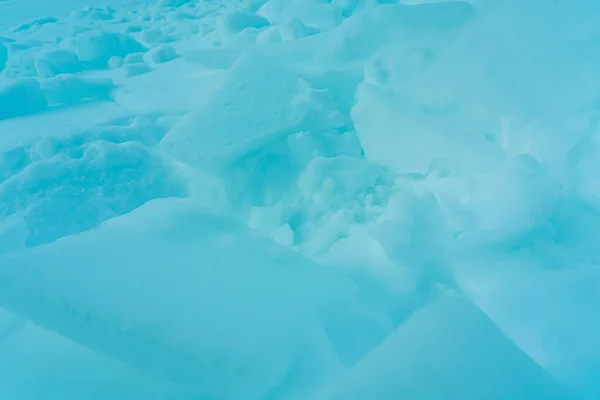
[0,0,598,399]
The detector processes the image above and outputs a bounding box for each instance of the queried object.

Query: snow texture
[0,0,599,398]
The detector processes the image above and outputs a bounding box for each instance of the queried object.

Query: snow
[317,295,581,400]
[33,49,83,78]
[0,78,47,120]
[0,198,362,399]
[160,50,344,172]
[0,0,599,398]
[147,44,178,63]
[74,31,147,69]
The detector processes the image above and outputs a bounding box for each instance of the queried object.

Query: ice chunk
[11,17,57,33]
[0,78,47,121]
[222,10,270,34]
[107,55,124,69]
[0,214,28,255]
[352,82,504,176]
[123,62,152,77]
[147,44,177,64]
[257,0,344,30]
[0,41,7,72]
[272,223,294,246]
[453,247,600,399]
[372,189,453,290]
[74,31,147,69]
[2,48,38,78]
[0,198,359,399]
[0,320,198,400]
[160,51,343,171]
[141,28,176,45]
[181,46,243,69]
[260,2,474,65]
[40,75,114,106]
[430,155,561,249]
[0,308,24,340]
[124,52,145,64]
[34,49,83,78]
[317,295,580,400]
[256,18,320,44]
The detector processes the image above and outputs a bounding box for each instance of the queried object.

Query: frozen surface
[0,198,363,399]
[318,295,579,400]
[1,0,600,398]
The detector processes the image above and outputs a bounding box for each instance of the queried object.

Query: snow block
[124,52,145,64]
[34,49,83,78]
[260,2,473,65]
[0,79,48,121]
[107,55,124,69]
[0,41,7,72]
[160,51,343,171]
[257,0,343,30]
[40,75,114,106]
[181,46,243,69]
[351,82,504,176]
[74,31,147,69]
[123,62,152,77]
[147,44,177,64]
[257,18,320,44]
[0,319,197,400]
[222,10,271,34]
[11,17,58,34]
[317,295,580,400]
[0,198,358,399]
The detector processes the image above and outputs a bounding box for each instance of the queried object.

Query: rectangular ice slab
[0,198,356,400]
[0,316,196,400]
[160,51,343,171]
[317,295,580,400]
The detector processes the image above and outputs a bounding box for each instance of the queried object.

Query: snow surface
[0,0,599,399]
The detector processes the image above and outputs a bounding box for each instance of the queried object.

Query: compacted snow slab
[316,295,581,400]
[160,50,343,171]
[0,198,361,400]
[0,316,197,400]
